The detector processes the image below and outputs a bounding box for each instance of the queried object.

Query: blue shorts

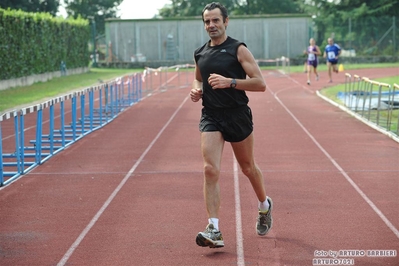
[199,105,253,142]
[327,59,338,65]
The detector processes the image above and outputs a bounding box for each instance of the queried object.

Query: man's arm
[236,44,266,92]
[190,64,203,102]
[207,44,266,92]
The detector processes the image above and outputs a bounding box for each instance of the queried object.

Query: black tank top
[194,36,249,109]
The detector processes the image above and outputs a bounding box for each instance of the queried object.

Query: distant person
[190,2,273,248]
[305,38,321,85]
[323,38,341,83]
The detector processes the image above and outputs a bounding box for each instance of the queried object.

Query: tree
[0,0,60,16]
[159,0,225,18]
[299,0,399,55]
[159,0,303,18]
[234,0,302,16]
[64,0,123,35]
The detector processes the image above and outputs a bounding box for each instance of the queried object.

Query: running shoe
[307,80,310,85]
[256,196,273,236]
[316,75,319,81]
[196,224,224,248]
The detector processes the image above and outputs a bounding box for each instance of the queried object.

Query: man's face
[328,38,333,45]
[203,8,228,39]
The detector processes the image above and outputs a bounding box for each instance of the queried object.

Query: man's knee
[240,163,257,177]
[204,164,220,181]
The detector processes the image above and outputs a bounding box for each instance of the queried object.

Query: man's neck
[210,35,228,46]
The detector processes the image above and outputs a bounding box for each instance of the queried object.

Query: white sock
[258,199,270,212]
[208,218,219,231]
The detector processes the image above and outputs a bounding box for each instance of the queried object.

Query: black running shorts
[199,105,253,142]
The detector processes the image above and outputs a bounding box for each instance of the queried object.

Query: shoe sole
[196,233,224,248]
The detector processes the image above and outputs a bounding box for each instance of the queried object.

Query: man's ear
[224,17,229,27]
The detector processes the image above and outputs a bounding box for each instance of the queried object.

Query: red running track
[0,67,398,266]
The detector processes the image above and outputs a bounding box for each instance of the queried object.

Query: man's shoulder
[227,36,246,46]
[227,36,239,43]
[194,41,209,54]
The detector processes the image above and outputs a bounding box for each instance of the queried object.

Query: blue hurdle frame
[0,74,142,187]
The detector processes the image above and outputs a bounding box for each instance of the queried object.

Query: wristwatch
[230,78,237,88]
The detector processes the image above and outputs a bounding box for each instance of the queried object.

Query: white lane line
[268,84,399,240]
[233,156,245,266]
[284,73,315,94]
[57,95,190,266]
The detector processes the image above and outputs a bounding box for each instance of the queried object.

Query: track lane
[0,68,398,266]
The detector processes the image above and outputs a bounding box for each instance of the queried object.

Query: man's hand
[190,88,203,102]
[208,73,230,89]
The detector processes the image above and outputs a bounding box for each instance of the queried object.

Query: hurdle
[142,64,195,96]
[340,74,399,139]
[0,73,143,187]
[0,110,19,186]
[256,57,290,74]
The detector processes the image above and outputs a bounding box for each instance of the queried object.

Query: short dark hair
[202,2,228,23]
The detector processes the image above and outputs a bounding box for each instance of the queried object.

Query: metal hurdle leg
[353,75,364,113]
[0,114,4,185]
[49,100,55,155]
[71,93,77,140]
[60,97,66,147]
[344,73,351,107]
[80,92,86,135]
[394,84,399,135]
[1,111,20,186]
[89,88,94,131]
[35,105,43,165]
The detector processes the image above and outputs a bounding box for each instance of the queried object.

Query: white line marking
[269,84,399,240]
[284,73,315,94]
[233,156,245,266]
[57,95,190,266]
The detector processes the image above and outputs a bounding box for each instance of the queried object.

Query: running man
[323,38,341,83]
[190,2,273,249]
[305,38,321,85]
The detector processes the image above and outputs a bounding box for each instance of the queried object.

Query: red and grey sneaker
[196,224,224,248]
[256,196,273,236]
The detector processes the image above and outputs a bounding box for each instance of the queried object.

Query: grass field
[0,68,140,113]
[285,62,399,74]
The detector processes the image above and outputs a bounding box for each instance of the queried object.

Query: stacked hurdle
[0,73,142,186]
[342,74,399,136]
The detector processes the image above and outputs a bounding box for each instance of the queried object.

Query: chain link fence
[103,16,310,68]
[312,16,398,60]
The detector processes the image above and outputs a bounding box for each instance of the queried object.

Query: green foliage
[0,8,90,81]
[159,0,211,17]
[234,0,302,15]
[64,0,123,35]
[0,0,60,16]
[159,0,302,17]
[298,0,399,56]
